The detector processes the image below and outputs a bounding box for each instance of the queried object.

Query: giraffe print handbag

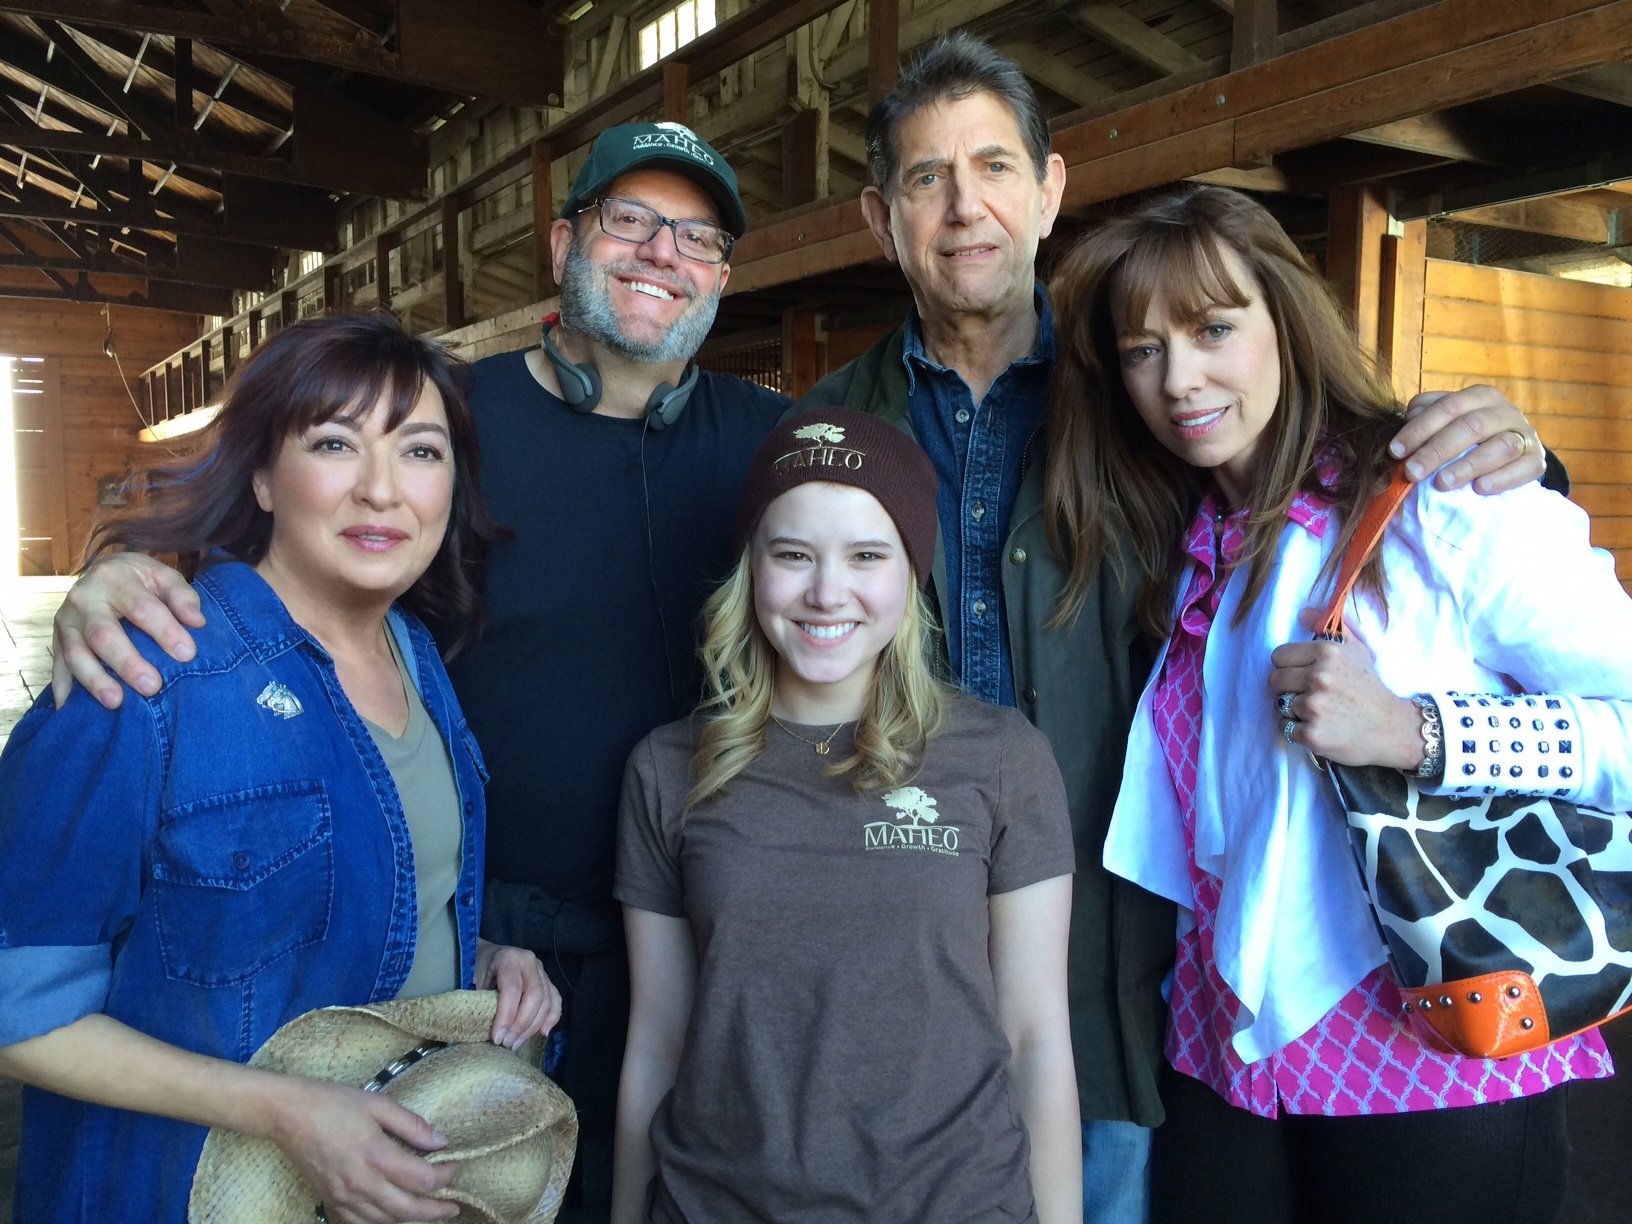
[1316,468,1632,1060]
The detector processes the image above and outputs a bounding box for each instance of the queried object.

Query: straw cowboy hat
[189,990,577,1223]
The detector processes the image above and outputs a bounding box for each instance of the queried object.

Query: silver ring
[1276,692,1298,719]
[1283,719,1298,745]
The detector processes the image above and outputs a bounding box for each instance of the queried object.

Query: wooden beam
[869,0,899,108]
[172,36,193,130]
[592,16,627,99]
[1451,197,1615,244]
[827,123,869,168]
[3,0,569,108]
[1235,1,1632,163]
[780,308,819,396]
[0,120,409,197]
[219,175,339,252]
[538,0,848,154]
[1550,62,1632,106]
[998,41,1112,109]
[1071,4,1204,76]
[290,86,428,199]
[663,62,689,122]
[442,196,465,329]
[1232,0,1278,69]
[531,139,556,300]
[1345,113,1503,164]
[783,106,824,208]
[818,0,858,63]
[375,233,393,313]
[1380,218,1427,402]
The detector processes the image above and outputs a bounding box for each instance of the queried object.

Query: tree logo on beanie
[773,423,865,474]
[793,422,847,444]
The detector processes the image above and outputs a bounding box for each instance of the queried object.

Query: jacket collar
[194,557,320,664]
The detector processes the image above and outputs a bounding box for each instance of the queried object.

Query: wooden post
[783,107,824,208]
[323,262,343,314]
[1379,219,1428,403]
[868,0,899,108]
[532,139,557,300]
[221,322,235,380]
[375,233,393,314]
[180,349,197,414]
[199,335,212,406]
[1326,185,1390,356]
[280,289,298,329]
[442,196,466,329]
[1231,0,1278,70]
[781,309,820,398]
[785,25,829,206]
[173,38,194,129]
[247,308,262,349]
[663,62,688,123]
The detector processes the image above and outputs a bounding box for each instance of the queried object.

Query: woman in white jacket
[1043,184,1627,1224]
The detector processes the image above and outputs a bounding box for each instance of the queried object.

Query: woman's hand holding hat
[261,1073,459,1224]
[477,939,562,1049]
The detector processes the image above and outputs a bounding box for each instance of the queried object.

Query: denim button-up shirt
[903,287,1054,705]
[0,560,487,1223]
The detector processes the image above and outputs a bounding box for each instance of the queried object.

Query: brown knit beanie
[735,408,939,581]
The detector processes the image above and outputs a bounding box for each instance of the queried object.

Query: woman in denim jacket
[0,314,560,1223]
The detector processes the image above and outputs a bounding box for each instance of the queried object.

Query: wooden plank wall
[1420,259,1632,588]
[0,303,200,574]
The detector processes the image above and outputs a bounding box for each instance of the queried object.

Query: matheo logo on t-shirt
[863,785,960,856]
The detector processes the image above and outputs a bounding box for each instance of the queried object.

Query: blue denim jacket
[0,560,488,1222]
[902,287,1054,705]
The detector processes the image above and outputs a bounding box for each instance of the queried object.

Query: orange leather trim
[1399,971,1548,1059]
[1314,463,1413,640]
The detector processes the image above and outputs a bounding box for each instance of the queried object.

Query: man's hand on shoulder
[52,554,205,710]
[1390,384,1545,495]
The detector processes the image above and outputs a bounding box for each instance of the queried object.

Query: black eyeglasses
[578,197,735,264]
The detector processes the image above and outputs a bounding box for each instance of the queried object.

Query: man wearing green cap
[47,121,788,1223]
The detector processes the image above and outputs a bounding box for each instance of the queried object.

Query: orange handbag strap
[1313,462,1414,639]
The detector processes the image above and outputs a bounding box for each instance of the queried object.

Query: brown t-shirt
[615,696,1075,1224]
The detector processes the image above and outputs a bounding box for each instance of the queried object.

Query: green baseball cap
[562,121,747,238]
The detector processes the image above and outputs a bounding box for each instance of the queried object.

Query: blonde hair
[1044,184,1404,637]
[687,548,951,808]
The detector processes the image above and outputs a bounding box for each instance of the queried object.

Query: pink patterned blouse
[1154,487,1613,1118]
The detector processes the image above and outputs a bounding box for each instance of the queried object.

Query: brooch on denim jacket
[255,680,304,719]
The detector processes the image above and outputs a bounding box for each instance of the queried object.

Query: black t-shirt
[444,349,786,906]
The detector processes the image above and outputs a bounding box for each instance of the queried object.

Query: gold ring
[1504,428,1532,455]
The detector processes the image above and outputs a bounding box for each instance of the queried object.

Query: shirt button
[1023,686,1038,703]
[232,851,250,871]
[460,892,474,908]
[971,501,986,521]
[463,800,474,814]
[972,599,987,617]
[1010,547,1027,564]
[955,408,971,425]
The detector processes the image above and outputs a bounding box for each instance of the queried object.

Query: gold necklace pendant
[771,714,849,756]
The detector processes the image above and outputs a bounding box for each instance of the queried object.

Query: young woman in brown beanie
[611,408,1082,1224]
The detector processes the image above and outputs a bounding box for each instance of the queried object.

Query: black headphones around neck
[539,315,699,431]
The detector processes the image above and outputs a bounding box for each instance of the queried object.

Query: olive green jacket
[798,326,1175,1127]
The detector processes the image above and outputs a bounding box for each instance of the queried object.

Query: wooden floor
[0,577,1626,1220]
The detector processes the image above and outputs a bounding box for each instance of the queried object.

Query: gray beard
[559,240,721,365]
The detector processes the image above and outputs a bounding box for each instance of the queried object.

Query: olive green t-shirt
[365,634,461,1000]
[616,696,1075,1223]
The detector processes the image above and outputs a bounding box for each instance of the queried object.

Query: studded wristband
[1410,694,1444,780]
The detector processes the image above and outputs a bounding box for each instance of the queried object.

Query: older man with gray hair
[803,32,1548,1222]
